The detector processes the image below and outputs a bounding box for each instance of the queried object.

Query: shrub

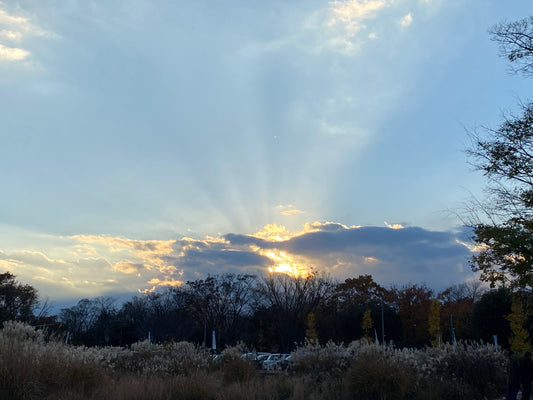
[344,353,417,400]
[169,374,219,400]
[428,342,506,399]
[415,377,475,400]
[221,358,256,385]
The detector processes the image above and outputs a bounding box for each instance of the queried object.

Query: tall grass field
[0,321,507,400]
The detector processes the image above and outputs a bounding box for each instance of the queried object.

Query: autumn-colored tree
[335,275,391,307]
[428,299,441,346]
[392,283,433,346]
[361,309,373,342]
[305,312,319,345]
[438,282,482,341]
[506,294,531,354]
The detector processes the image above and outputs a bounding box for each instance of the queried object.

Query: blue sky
[1,0,532,304]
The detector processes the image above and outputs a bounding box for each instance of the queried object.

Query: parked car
[255,352,271,367]
[278,354,292,370]
[262,353,291,370]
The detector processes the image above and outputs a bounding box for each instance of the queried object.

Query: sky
[1,0,532,307]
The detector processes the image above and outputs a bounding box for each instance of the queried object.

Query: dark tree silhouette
[0,271,39,324]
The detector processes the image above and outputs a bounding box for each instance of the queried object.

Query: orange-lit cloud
[141,278,183,293]
[385,222,404,229]
[276,204,303,216]
[253,224,291,241]
[282,209,303,216]
[0,222,479,300]
[112,260,148,274]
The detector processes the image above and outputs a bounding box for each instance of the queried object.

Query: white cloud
[399,13,413,28]
[327,0,390,35]
[0,7,57,39]
[385,221,405,229]
[0,4,58,62]
[0,29,22,41]
[325,0,392,54]
[0,43,29,61]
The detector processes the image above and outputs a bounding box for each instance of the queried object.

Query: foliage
[0,272,39,324]
[361,309,373,341]
[344,352,417,400]
[392,283,433,347]
[428,299,441,346]
[438,282,481,342]
[471,288,512,347]
[335,274,391,306]
[468,15,533,290]
[304,312,318,345]
[427,341,507,399]
[506,294,531,354]
[490,17,533,76]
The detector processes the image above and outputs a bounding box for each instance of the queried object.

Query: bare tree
[258,272,335,350]
[490,17,533,76]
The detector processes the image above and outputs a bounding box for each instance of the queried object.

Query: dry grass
[0,322,507,400]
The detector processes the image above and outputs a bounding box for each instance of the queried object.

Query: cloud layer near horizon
[0,222,475,304]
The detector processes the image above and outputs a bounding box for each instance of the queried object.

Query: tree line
[0,269,523,351]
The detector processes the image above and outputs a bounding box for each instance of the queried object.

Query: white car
[262,353,290,370]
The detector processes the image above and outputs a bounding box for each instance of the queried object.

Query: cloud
[325,0,392,54]
[141,278,183,293]
[385,221,405,229]
[276,205,304,216]
[399,13,413,28]
[0,222,477,300]
[71,235,175,268]
[0,4,58,62]
[224,222,474,289]
[0,43,29,61]
[0,6,57,39]
[112,260,148,274]
[9,250,67,269]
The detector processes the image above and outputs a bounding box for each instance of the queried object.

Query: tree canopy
[468,17,533,290]
[0,271,39,324]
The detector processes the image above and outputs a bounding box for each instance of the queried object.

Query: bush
[221,358,256,384]
[415,377,475,400]
[344,353,417,400]
[429,342,506,399]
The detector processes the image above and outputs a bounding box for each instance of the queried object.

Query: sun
[264,251,312,278]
